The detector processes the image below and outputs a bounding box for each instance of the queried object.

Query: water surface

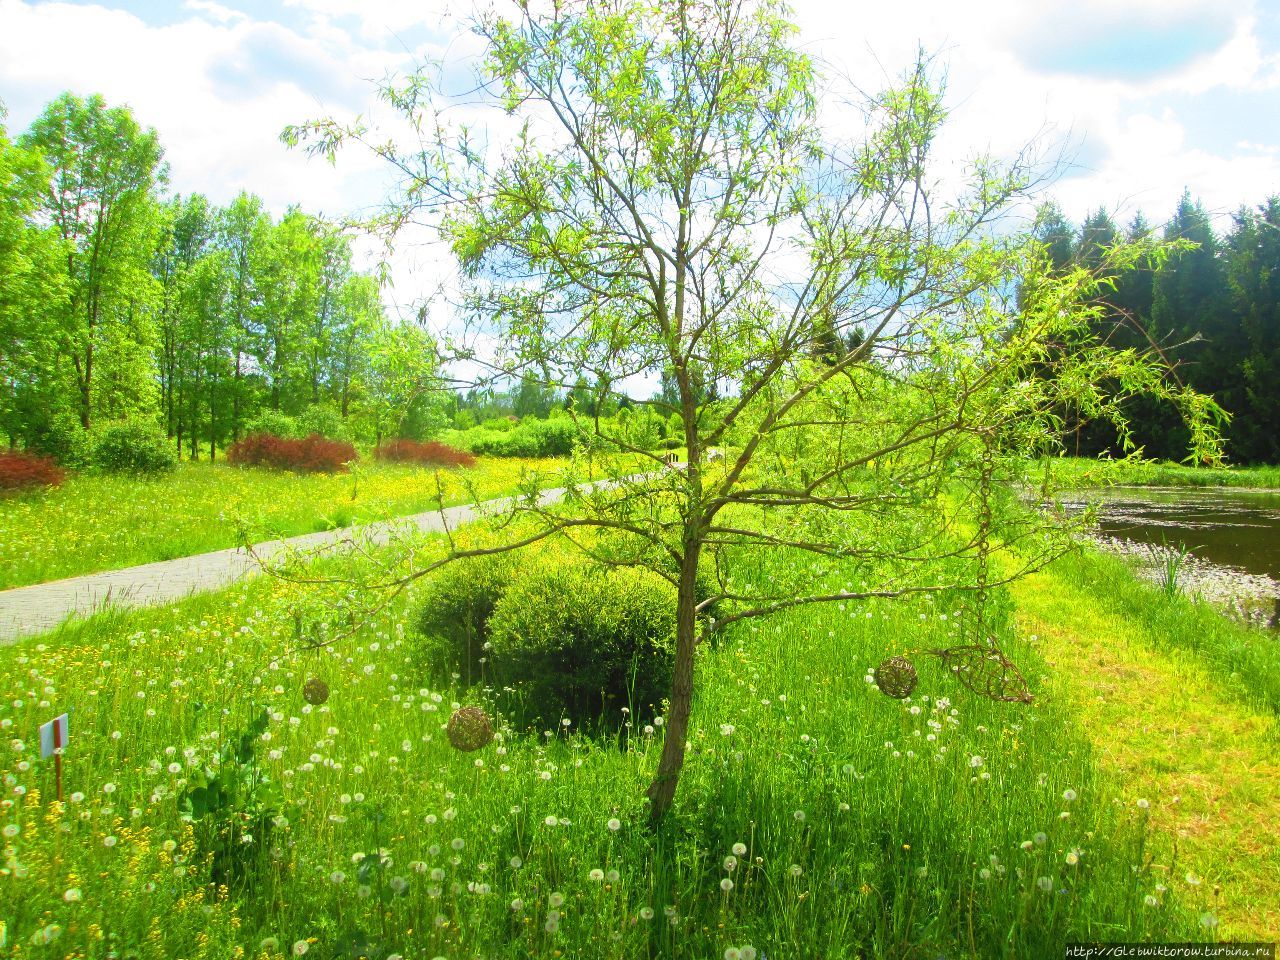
[1056,486,1280,583]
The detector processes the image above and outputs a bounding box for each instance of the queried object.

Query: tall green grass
[0,528,1209,958]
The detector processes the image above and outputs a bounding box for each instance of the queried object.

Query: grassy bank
[1042,457,1280,490]
[0,457,573,590]
[1010,546,1280,938]
[0,526,1215,958]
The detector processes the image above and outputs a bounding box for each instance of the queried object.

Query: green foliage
[486,563,676,729]
[414,551,516,685]
[243,409,301,439]
[465,417,583,457]
[25,411,93,468]
[3,94,425,463]
[20,92,165,433]
[91,420,177,474]
[178,706,289,889]
[297,403,350,441]
[1027,193,1280,465]
[415,541,679,729]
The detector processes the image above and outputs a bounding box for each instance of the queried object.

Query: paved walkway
[0,484,582,644]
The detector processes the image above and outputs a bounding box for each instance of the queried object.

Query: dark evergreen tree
[1224,197,1280,463]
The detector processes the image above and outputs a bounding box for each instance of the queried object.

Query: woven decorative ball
[447,706,494,752]
[873,655,918,699]
[302,676,330,705]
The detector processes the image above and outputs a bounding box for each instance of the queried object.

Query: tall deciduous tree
[0,106,69,446]
[217,191,272,440]
[292,0,1221,822]
[21,93,166,429]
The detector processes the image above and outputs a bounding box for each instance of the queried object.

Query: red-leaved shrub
[0,450,66,492]
[374,439,476,469]
[226,433,357,473]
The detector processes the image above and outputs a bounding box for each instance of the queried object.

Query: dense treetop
[0,92,437,460]
[1032,193,1280,464]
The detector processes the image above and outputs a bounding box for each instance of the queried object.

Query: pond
[1054,486,1280,625]
[1056,486,1280,581]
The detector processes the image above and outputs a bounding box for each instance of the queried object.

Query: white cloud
[1,0,1277,326]
[183,0,247,25]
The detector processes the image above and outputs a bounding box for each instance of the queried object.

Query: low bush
[415,545,678,728]
[415,552,517,685]
[92,421,177,474]
[486,564,676,728]
[25,413,93,467]
[226,433,357,473]
[467,418,582,457]
[242,410,301,440]
[0,449,66,492]
[375,439,476,468]
[297,404,350,442]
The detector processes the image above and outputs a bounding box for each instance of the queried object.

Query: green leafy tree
[217,192,272,440]
[1148,192,1235,460]
[0,106,69,447]
[287,0,1221,822]
[20,93,166,429]
[154,193,216,452]
[359,319,441,444]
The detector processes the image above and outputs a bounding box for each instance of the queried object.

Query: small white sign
[39,714,68,759]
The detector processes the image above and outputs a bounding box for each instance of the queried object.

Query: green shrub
[415,552,516,685]
[91,421,177,474]
[27,412,93,468]
[243,410,300,439]
[297,404,350,442]
[486,564,675,729]
[467,418,583,457]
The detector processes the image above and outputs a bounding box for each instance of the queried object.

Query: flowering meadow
[0,519,1217,959]
[0,457,568,590]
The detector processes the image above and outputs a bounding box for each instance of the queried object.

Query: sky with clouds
[1,0,1278,320]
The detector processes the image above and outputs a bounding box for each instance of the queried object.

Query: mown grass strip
[1011,562,1280,939]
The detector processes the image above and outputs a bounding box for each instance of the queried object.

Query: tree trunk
[646,538,701,824]
[209,376,218,463]
[232,350,243,441]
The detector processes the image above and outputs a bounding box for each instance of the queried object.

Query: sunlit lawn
[1041,457,1280,490]
[0,457,575,590]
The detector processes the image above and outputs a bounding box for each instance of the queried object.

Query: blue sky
[1,0,1278,313]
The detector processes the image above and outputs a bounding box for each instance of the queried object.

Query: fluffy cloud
[1,0,1277,313]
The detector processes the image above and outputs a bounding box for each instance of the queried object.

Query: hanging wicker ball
[874,656,918,700]
[447,706,494,752]
[302,676,330,705]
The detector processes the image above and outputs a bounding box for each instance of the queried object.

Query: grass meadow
[0,457,570,590]
[1043,457,1280,490]
[1,515,1246,959]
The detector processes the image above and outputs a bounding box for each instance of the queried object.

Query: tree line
[0,92,437,462]
[1034,191,1280,464]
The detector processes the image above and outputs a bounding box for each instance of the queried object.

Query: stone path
[0,484,583,644]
